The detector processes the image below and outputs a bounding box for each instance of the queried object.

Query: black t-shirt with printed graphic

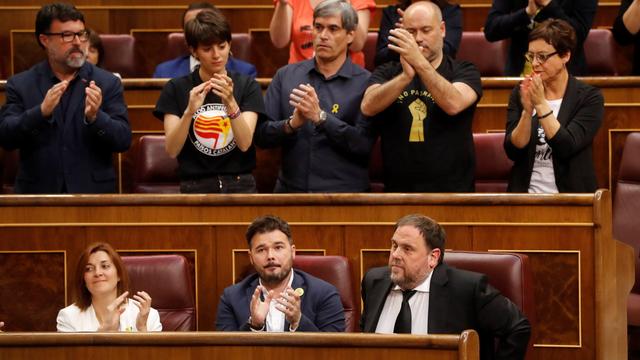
[368,56,482,192]
[154,70,265,180]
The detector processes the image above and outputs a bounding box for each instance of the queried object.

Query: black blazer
[360,265,531,360]
[0,61,131,193]
[504,75,604,192]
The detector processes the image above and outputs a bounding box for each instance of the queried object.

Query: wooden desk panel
[0,192,633,360]
[0,331,479,360]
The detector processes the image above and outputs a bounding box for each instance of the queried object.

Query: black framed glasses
[524,51,558,64]
[43,30,90,43]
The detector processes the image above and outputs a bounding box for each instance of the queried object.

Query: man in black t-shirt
[361,1,482,192]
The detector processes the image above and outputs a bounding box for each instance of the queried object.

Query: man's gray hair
[313,0,358,32]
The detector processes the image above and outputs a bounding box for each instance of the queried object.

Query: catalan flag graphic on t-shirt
[189,103,236,157]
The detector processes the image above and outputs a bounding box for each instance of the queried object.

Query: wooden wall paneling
[10,30,43,76]
[0,332,478,360]
[0,226,86,332]
[0,191,633,360]
[0,251,66,332]
[130,29,180,78]
[249,29,289,78]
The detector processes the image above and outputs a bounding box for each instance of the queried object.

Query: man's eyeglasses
[43,30,90,43]
[524,51,558,64]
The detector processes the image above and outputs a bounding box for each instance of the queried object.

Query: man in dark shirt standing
[361,1,481,192]
[255,0,374,193]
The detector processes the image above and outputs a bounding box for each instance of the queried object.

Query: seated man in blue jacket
[216,215,345,332]
[153,2,257,79]
[0,3,131,194]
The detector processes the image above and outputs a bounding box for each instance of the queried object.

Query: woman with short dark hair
[57,243,161,332]
[504,19,604,193]
[154,10,265,193]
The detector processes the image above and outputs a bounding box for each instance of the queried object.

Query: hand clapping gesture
[388,28,429,72]
[41,80,70,118]
[133,291,152,332]
[289,84,322,125]
[186,80,215,115]
[249,285,274,330]
[98,291,128,331]
[210,73,238,112]
[274,287,302,331]
[84,80,102,123]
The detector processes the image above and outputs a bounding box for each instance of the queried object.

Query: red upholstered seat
[0,150,17,194]
[445,251,535,355]
[473,132,513,192]
[457,32,507,76]
[292,255,357,332]
[99,34,137,77]
[166,32,253,63]
[167,32,189,59]
[131,135,180,193]
[584,29,619,76]
[122,255,196,331]
[363,32,378,72]
[613,133,640,356]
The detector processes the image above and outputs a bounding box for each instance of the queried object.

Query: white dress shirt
[259,271,295,332]
[375,271,432,334]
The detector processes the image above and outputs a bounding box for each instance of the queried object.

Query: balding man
[361,1,481,192]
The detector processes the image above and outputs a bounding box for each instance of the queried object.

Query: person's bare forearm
[361,75,411,117]
[623,0,640,35]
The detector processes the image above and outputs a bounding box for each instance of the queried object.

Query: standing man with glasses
[0,3,131,194]
[360,214,531,360]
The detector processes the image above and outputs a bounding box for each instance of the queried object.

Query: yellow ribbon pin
[331,104,339,114]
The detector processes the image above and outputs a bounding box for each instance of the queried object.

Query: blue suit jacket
[216,269,346,331]
[153,55,257,79]
[0,61,131,193]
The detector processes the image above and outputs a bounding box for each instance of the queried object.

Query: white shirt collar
[189,55,199,73]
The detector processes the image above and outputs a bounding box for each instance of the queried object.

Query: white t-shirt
[529,99,562,194]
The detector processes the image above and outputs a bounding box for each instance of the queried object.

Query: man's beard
[259,263,292,286]
[65,48,86,68]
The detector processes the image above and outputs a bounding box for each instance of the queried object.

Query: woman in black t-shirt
[153,9,265,193]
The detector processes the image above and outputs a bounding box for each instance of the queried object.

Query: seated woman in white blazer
[57,242,162,332]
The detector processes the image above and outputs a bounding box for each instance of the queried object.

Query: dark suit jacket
[360,265,531,360]
[216,269,345,332]
[483,0,596,75]
[504,75,604,192]
[0,61,131,193]
[153,55,257,79]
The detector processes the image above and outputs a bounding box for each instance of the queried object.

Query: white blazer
[56,300,162,332]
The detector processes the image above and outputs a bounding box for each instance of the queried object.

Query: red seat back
[122,255,196,331]
[473,132,513,192]
[132,135,180,193]
[99,34,137,77]
[457,32,507,76]
[584,29,619,76]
